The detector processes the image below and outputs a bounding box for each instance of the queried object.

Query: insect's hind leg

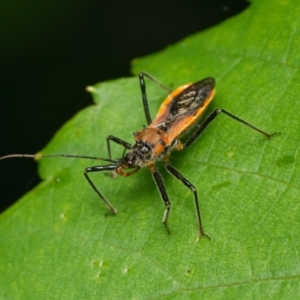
[164,161,210,240]
[84,164,118,215]
[182,109,280,150]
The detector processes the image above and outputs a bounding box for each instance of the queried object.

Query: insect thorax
[122,128,172,167]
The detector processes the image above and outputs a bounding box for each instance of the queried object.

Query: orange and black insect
[0,72,279,238]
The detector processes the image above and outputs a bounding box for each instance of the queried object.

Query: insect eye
[125,153,137,167]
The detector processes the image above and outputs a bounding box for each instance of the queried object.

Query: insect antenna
[0,153,117,163]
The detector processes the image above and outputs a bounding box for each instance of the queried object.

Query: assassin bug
[0,72,279,238]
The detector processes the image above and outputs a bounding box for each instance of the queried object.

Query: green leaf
[1,0,300,298]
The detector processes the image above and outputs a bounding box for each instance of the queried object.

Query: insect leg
[164,161,210,239]
[106,135,131,160]
[84,164,118,214]
[139,72,172,92]
[150,166,171,234]
[183,109,280,149]
[139,72,172,125]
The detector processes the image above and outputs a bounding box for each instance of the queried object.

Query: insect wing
[150,77,215,144]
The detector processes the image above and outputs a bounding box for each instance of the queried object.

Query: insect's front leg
[84,164,118,215]
[106,135,131,160]
[106,135,131,177]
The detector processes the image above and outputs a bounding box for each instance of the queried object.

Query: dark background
[0,0,249,212]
